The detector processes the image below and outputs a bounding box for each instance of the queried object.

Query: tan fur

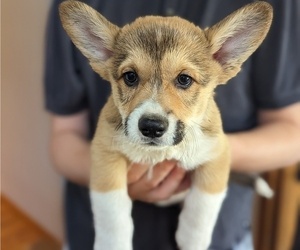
[194,134,231,193]
[59,1,273,195]
[90,97,128,191]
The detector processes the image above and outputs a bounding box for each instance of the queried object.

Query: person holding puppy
[45,0,300,249]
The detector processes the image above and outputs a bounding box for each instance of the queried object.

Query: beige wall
[2,0,64,241]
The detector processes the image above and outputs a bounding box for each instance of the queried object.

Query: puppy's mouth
[142,138,163,146]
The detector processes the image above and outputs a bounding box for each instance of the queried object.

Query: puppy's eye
[176,74,193,89]
[123,71,139,87]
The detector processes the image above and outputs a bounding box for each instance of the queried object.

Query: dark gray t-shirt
[44,0,300,249]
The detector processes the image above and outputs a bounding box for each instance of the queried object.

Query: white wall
[2,0,64,241]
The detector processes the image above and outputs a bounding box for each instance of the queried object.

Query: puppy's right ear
[59,1,119,64]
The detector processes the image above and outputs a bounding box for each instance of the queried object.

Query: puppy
[59,1,272,249]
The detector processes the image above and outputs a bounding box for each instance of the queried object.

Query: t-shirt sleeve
[44,0,88,115]
[252,0,300,109]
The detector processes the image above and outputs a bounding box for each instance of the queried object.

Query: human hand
[127,160,191,203]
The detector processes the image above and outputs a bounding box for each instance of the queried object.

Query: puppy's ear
[205,2,273,83]
[59,1,119,64]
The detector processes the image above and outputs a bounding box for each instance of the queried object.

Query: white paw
[176,226,210,250]
[175,187,226,250]
[91,190,133,250]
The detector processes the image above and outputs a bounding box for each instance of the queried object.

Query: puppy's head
[60,1,272,147]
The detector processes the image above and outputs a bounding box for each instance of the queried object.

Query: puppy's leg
[176,140,230,250]
[90,151,132,250]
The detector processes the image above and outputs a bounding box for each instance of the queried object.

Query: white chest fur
[114,125,218,170]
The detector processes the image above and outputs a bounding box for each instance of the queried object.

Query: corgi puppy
[59,1,273,249]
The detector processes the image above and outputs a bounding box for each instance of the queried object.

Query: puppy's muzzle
[138,115,169,138]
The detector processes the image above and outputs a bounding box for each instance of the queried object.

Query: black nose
[138,116,169,138]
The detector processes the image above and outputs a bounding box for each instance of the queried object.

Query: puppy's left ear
[205,1,273,83]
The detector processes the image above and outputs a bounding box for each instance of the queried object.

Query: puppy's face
[59,1,272,147]
[109,17,220,146]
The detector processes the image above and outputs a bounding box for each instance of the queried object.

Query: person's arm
[49,103,300,200]
[50,103,300,200]
[229,102,300,173]
[50,110,91,186]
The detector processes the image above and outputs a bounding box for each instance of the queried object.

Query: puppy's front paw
[175,216,211,250]
[91,190,133,250]
[175,187,226,250]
